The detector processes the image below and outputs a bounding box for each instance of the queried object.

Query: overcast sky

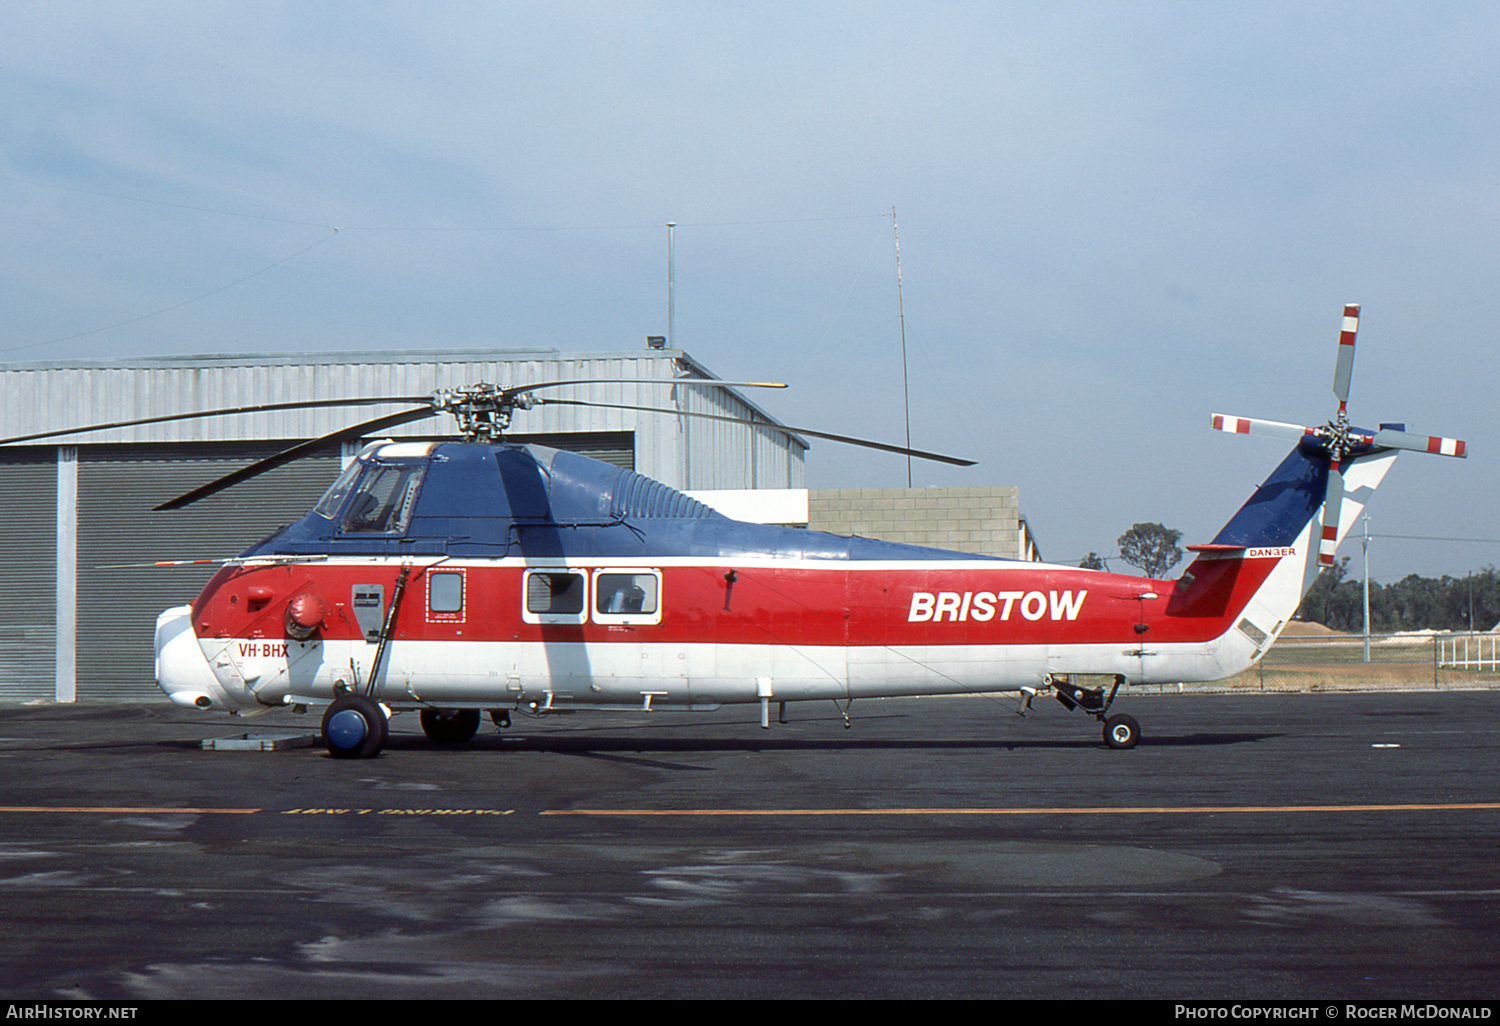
[3,1,1495,581]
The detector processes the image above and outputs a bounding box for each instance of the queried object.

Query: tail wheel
[420,708,481,744]
[322,694,389,759]
[1103,713,1140,750]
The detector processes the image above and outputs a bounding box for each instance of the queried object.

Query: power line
[1372,534,1500,544]
[4,172,891,353]
[0,228,341,356]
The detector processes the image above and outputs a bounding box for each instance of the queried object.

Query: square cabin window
[428,571,464,616]
[592,569,662,626]
[522,570,587,625]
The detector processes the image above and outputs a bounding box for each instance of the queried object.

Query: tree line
[1081,524,1498,633]
[1295,559,1500,633]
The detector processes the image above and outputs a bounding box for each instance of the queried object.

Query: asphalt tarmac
[1,688,1497,1001]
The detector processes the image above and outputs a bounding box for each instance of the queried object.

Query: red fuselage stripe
[191,556,1284,650]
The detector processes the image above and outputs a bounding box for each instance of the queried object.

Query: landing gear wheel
[1103,713,1140,750]
[322,694,389,759]
[420,708,481,744]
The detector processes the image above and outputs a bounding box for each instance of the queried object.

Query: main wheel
[1103,713,1140,750]
[420,708,481,744]
[322,694,389,759]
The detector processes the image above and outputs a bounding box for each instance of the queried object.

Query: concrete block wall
[806,486,1025,558]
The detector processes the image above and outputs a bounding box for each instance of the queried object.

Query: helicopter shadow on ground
[374,726,1282,757]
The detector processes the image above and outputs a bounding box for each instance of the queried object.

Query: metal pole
[1362,514,1371,663]
[666,222,676,348]
[892,207,912,488]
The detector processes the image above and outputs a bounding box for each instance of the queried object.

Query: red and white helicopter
[8,306,1467,757]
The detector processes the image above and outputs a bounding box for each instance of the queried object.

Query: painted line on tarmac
[542,802,1500,817]
[0,806,515,816]
[0,806,261,814]
[280,808,514,815]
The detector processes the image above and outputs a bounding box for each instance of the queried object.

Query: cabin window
[592,569,663,626]
[522,570,588,625]
[427,571,465,619]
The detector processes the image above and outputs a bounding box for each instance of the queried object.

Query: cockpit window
[336,462,426,536]
[313,459,365,520]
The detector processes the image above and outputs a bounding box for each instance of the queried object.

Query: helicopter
[2,306,1467,757]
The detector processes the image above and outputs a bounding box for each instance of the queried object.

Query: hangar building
[0,346,1038,704]
[0,348,805,703]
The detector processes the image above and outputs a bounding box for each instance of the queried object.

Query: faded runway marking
[541,801,1500,817]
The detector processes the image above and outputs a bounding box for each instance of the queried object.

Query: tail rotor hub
[1211,304,1467,570]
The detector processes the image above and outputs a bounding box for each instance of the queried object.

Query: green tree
[1297,555,1350,625]
[1117,522,1183,579]
[1078,552,1107,570]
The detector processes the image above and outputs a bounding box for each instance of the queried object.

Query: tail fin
[1178,305,1463,679]
[1165,443,1397,673]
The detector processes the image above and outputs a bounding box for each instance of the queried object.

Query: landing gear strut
[1046,674,1141,750]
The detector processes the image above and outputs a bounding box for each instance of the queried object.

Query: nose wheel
[322,694,389,759]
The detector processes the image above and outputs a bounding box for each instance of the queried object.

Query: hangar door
[77,443,342,701]
[0,450,58,702]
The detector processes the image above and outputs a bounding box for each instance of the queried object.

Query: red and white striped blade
[1332,303,1359,408]
[1318,461,1345,567]
[1210,414,1315,442]
[1371,427,1468,458]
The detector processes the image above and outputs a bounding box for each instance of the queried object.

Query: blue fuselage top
[242,441,993,564]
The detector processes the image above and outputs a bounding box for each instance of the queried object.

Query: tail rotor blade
[1371,427,1468,458]
[1211,414,1314,442]
[1332,303,1360,410]
[1318,461,1345,568]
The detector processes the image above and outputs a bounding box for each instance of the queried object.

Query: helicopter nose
[154,606,235,710]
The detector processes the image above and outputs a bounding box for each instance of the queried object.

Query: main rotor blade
[4,380,783,449]
[1210,414,1314,442]
[540,398,976,467]
[154,405,437,511]
[0,396,431,447]
[495,378,786,402]
[1371,427,1468,458]
[1332,303,1360,409]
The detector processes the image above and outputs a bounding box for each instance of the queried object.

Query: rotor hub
[430,384,533,442]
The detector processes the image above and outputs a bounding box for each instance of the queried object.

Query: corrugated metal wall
[0,450,57,702]
[76,443,344,700]
[0,350,807,490]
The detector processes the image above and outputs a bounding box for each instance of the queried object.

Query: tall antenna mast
[892,207,913,487]
[666,222,677,347]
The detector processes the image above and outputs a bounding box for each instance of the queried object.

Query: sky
[2,1,1496,582]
